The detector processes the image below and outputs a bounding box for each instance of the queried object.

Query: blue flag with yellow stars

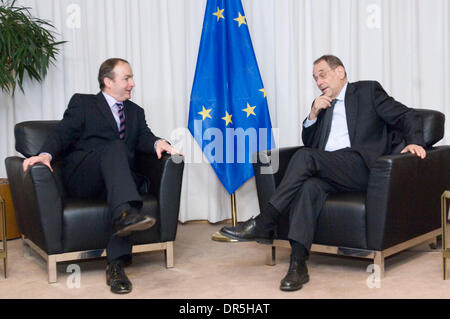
[188,0,274,195]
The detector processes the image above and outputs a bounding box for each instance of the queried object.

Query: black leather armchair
[4,121,184,283]
[253,109,450,277]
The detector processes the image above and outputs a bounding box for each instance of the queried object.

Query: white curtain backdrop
[1,0,449,223]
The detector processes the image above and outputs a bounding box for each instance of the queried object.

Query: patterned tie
[117,103,126,140]
[318,99,337,150]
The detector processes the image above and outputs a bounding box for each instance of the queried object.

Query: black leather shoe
[106,262,132,294]
[219,217,273,244]
[112,207,156,237]
[280,255,309,291]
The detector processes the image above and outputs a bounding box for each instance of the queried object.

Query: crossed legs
[269,147,369,250]
[64,140,154,294]
[221,147,369,291]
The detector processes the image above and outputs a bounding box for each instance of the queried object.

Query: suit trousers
[268,147,370,251]
[64,140,142,263]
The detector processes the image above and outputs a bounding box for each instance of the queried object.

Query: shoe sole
[218,230,273,245]
[279,275,310,292]
[110,288,132,294]
[106,281,132,294]
[106,282,133,295]
[113,217,156,237]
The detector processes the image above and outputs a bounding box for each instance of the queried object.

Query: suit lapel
[344,83,358,145]
[96,92,120,133]
[123,100,133,142]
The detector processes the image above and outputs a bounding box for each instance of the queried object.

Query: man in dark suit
[23,58,178,294]
[220,55,427,291]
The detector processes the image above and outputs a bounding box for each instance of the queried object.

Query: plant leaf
[0,1,66,95]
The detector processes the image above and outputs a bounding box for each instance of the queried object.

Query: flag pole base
[211,231,239,242]
[212,193,239,242]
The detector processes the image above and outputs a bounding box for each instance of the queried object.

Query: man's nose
[316,78,323,88]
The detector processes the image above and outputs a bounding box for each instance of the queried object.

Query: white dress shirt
[102,91,124,131]
[304,83,351,151]
[102,91,163,150]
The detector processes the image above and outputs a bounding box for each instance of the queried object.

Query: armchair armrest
[5,157,64,254]
[135,153,185,242]
[366,146,450,250]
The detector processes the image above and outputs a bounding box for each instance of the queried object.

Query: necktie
[117,103,126,140]
[318,99,337,150]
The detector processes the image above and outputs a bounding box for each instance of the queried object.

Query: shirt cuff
[154,139,170,152]
[303,117,317,128]
[39,152,53,162]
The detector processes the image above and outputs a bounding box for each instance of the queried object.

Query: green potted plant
[0,0,66,95]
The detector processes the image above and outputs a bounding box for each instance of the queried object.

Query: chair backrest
[14,109,445,156]
[388,109,445,154]
[417,109,445,147]
[15,121,60,157]
[14,121,67,198]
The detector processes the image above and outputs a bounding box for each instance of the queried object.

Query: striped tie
[117,103,126,139]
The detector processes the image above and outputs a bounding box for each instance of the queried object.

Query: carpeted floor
[1,222,449,299]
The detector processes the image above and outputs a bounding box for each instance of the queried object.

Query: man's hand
[310,95,333,121]
[23,153,53,172]
[400,144,427,159]
[155,139,183,159]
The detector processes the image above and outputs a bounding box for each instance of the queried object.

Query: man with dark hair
[220,54,426,291]
[23,58,179,294]
[98,58,130,90]
[314,55,347,77]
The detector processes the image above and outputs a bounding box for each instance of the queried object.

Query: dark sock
[129,200,142,209]
[108,259,123,267]
[255,202,280,231]
[108,254,132,267]
[289,240,309,261]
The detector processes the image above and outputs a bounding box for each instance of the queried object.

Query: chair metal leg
[444,257,447,280]
[442,191,450,280]
[165,241,174,268]
[266,246,276,266]
[374,252,385,279]
[48,255,57,284]
[429,237,438,249]
[0,197,6,278]
[22,236,30,257]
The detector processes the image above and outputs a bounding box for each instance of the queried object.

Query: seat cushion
[62,194,161,253]
[314,192,367,249]
[276,192,367,250]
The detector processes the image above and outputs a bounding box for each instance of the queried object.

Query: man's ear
[336,66,346,80]
[104,77,112,89]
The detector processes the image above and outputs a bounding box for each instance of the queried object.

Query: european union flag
[188,0,274,195]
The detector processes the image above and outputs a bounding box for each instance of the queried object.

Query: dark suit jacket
[39,92,160,180]
[302,81,425,168]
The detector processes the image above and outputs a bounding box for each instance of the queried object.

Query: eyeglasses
[313,68,334,82]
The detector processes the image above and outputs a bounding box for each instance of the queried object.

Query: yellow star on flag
[222,111,233,126]
[234,12,247,27]
[259,88,267,98]
[213,7,225,21]
[198,106,212,120]
[242,103,256,118]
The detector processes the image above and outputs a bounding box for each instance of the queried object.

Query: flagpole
[230,193,238,226]
[189,0,273,242]
[212,193,239,242]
